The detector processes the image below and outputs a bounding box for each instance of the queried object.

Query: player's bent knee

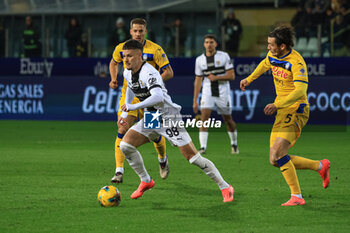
[117,125,129,135]
[269,157,278,166]
[269,148,279,165]
[120,141,136,155]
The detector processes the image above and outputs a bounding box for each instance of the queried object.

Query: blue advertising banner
[0,57,349,77]
[0,58,349,124]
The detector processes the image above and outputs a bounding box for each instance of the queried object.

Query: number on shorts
[284,114,292,123]
[165,127,179,137]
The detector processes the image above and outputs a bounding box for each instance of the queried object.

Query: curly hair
[268,26,295,50]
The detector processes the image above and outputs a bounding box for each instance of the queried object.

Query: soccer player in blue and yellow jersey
[240,26,330,206]
[109,18,174,183]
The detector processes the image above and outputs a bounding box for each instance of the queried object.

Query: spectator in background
[0,21,5,57]
[314,5,325,25]
[306,0,330,12]
[165,17,187,57]
[108,17,129,53]
[331,0,342,13]
[333,15,347,55]
[323,7,336,36]
[65,17,82,57]
[291,6,307,39]
[221,8,242,57]
[76,33,88,57]
[22,16,41,58]
[304,6,318,38]
[339,4,350,24]
[339,4,350,54]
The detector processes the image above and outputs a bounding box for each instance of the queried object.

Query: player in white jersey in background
[118,39,234,202]
[193,34,239,154]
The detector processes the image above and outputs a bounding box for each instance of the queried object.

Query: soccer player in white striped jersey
[193,34,238,154]
[119,39,234,202]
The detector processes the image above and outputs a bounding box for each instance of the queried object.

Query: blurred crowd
[0,10,242,59]
[291,0,350,55]
[1,1,349,59]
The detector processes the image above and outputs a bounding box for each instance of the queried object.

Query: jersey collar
[279,49,292,59]
[132,61,146,77]
[205,50,217,58]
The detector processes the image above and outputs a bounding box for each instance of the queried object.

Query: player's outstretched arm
[109,59,119,89]
[241,58,270,91]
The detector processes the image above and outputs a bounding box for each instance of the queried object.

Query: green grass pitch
[0,120,349,233]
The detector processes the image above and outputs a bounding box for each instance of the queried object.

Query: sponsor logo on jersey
[162,53,167,61]
[148,77,157,86]
[272,66,289,79]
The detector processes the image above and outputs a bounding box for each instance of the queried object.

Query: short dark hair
[204,34,217,43]
[130,18,147,29]
[122,39,143,51]
[269,26,294,50]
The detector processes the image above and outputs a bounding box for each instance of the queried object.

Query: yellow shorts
[270,103,309,148]
[117,93,143,119]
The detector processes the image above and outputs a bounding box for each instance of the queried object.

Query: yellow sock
[290,155,319,171]
[115,134,125,169]
[278,156,301,195]
[153,136,166,161]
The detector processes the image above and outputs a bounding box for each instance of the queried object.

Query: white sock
[199,131,208,149]
[228,130,237,146]
[189,153,229,190]
[158,155,167,163]
[292,194,303,199]
[115,167,124,174]
[318,161,323,171]
[120,141,151,183]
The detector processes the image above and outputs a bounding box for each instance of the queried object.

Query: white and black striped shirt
[195,50,234,97]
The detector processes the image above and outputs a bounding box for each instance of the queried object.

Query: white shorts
[200,93,232,115]
[129,115,192,147]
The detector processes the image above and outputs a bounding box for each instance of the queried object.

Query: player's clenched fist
[240,79,250,91]
[109,80,118,89]
[264,103,277,116]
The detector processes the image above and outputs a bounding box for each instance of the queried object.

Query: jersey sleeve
[246,56,271,83]
[225,53,234,71]
[154,45,170,70]
[146,70,163,91]
[195,56,203,77]
[292,58,309,84]
[112,43,124,63]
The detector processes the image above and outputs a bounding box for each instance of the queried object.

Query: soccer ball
[97,185,121,207]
